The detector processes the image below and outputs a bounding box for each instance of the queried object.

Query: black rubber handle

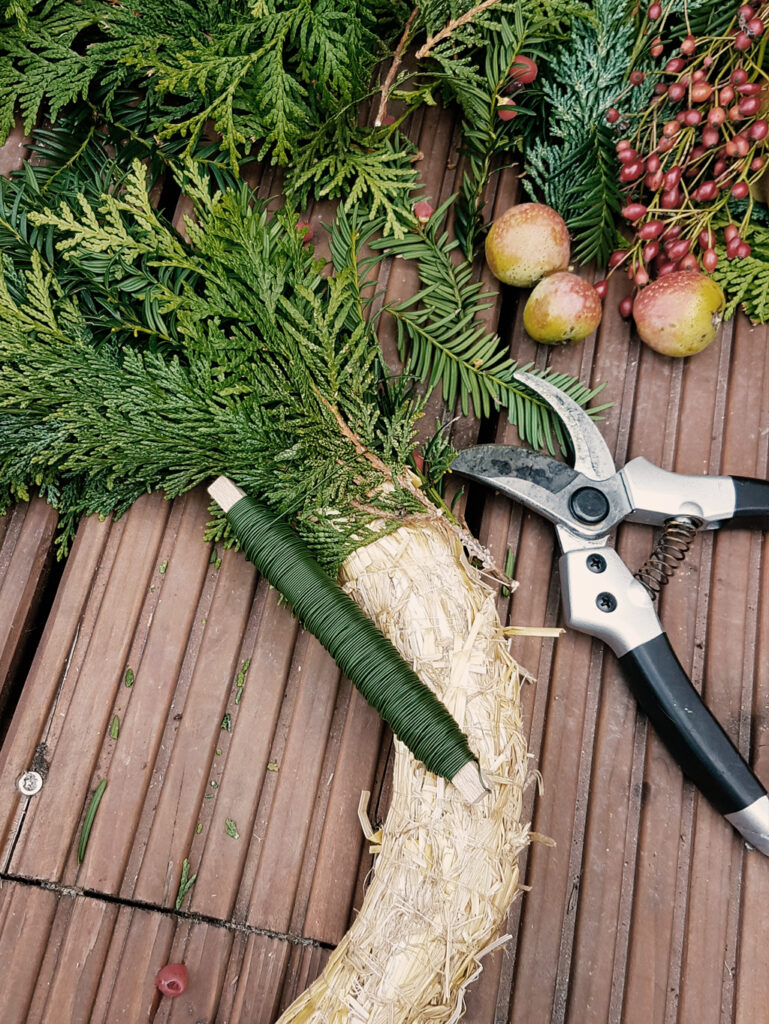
[731,476,769,520]
[618,634,766,815]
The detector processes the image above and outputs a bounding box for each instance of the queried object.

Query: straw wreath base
[276,517,532,1023]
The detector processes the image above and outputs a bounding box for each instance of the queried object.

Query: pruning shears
[451,370,769,854]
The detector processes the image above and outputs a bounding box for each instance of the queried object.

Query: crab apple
[632,270,725,356]
[485,202,570,287]
[523,272,602,344]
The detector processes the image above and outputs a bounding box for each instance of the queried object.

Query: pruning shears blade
[450,445,581,523]
[513,370,616,482]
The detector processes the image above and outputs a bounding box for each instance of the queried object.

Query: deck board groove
[1,102,769,1022]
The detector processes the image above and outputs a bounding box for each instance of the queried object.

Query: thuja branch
[415,0,505,60]
[376,7,419,126]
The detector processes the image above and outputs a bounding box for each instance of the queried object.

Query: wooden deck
[1,103,768,1024]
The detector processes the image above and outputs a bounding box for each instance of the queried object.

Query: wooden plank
[0,499,58,714]
[0,882,59,1024]
[8,492,171,880]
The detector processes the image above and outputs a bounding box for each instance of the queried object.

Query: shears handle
[731,476,769,521]
[560,546,769,854]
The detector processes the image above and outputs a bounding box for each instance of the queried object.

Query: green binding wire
[226,494,476,783]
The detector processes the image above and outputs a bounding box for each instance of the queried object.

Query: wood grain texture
[0,98,768,1024]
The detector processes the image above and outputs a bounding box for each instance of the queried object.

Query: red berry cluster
[606,1,768,314]
[497,55,538,121]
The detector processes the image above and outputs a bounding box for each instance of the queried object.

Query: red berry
[156,964,187,998]
[702,126,720,147]
[497,99,517,121]
[638,219,665,239]
[702,248,718,272]
[724,224,740,242]
[739,5,755,18]
[663,165,682,189]
[643,240,660,262]
[619,295,634,317]
[668,82,687,102]
[740,95,761,115]
[708,106,727,125]
[737,241,752,258]
[607,107,620,123]
[719,86,735,105]
[657,136,674,152]
[630,71,645,85]
[617,147,638,163]
[648,1,662,17]
[635,267,650,286]
[738,82,762,94]
[713,158,727,175]
[646,154,661,172]
[683,108,702,126]
[691,82,713,103]
[663,120,680,137]
[651,39,664,57]
[620,160,645,181]
[748,17,764,36]
[622,202,648,221]
[665,238,691,261]
[609,249,629,267]
[378,114,396,126]
[296,219,313,243]
[699,228,716,249]
[413,200,434,223]
[645,170,664,189]
[616,138,632,151]
[693,181,718,200]
[678,254,700,271]
[662,224,682,240]
[510,55,538,85]
[593,279,609,299]
[666,57,686,73]
[731,180,750,198]
[735,31,752,50]
[751,155,765,170]
[657,261,678,277]
[729,104,745,122]
[661,187,681,208]
[681,35,697,54]
[726,236,741,258]
[731,68,749,85]
[692,70,706,82]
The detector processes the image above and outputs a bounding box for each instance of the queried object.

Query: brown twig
[375,6,419,126]
[415,0,503,60]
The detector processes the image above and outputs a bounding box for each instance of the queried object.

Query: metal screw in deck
[17,771,43,796]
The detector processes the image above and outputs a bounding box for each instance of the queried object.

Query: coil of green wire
[222,491,478,786]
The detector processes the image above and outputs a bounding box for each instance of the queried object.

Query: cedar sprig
[522,0,647,267]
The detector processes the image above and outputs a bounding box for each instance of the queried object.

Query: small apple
[485,203,570,287]
[632,271,725,356]
[523,272,603,344]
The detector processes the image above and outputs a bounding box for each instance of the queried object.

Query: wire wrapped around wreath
[210,479,486,802]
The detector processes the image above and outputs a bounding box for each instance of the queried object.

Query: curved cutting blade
[514,370,616,481]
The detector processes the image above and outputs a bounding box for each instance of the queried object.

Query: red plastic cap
[156,963,188,998]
